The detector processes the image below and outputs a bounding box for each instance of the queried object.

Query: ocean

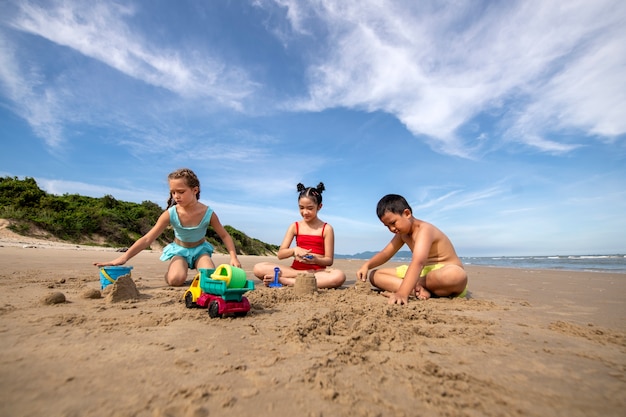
[461,254,626,274]
[340,252,626,274]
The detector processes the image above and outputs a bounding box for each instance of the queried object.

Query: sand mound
[41,291,66,305]
[104,274,140,303]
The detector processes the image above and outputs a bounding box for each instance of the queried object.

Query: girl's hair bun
[297,182,325,204]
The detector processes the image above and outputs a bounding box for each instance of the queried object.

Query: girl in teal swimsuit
[253,182,346,289]
[94,168,241,286]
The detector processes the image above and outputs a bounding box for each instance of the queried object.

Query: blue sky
[1,0,625,257]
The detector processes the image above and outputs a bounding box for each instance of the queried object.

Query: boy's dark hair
[297,182,325,205]
[376,194,412,219]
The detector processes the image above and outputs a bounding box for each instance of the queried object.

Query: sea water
[460,254,626,274]
[343,253,626,273]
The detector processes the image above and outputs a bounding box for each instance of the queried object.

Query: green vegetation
[0,176,278,255]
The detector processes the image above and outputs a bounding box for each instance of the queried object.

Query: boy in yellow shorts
[356,194,468,304]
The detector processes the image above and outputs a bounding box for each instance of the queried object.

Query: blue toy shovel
[269,267,283,288]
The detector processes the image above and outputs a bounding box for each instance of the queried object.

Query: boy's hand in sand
[388,292,409,305]
[356,265,369,282]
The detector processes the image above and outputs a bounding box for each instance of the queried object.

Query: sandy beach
[0,233,624,416]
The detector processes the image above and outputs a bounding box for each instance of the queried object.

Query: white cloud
[9,0,257,107]
[532,31,626,138]
[36,177,162,204]
[1,0,264,152]
[0,33,65,147]
[273,0,626,156]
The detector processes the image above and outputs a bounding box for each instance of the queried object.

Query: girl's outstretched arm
[94,210,171,267]
[210,212,241,267]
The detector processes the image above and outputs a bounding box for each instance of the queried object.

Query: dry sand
[0,232,624,417]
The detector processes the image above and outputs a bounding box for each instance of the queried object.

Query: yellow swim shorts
[396,263,445,278]
[395,264,467,298]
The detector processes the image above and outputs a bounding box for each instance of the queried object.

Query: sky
[1,0,625,257]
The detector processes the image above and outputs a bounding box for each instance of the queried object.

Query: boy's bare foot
[380,289,418,298]
[415,285,431,300]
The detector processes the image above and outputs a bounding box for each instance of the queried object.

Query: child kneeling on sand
[356,194,467,304]
[94,168,241,286]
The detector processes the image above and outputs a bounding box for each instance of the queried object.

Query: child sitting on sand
[94,168,241,286]
[356,194,467,304]
[253,182,346,288]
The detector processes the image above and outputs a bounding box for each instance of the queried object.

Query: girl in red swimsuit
[253,182,346,288]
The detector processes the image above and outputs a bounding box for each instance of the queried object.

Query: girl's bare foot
[262,274,274,287]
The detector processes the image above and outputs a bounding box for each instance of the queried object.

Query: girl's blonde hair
[166,168,200,208]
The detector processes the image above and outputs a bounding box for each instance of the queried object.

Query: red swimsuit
[291,222,326,271]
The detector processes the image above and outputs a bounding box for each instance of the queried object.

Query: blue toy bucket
[99,266,133,289]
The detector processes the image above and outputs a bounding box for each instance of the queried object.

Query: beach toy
[269,267,283,288]
[198,268,216,292]
[210,264,247,288]
[185,271,254,318]
[99,266,133,289]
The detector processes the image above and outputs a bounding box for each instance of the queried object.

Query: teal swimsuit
[160,205,214,268]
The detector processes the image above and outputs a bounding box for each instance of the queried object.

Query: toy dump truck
[183,265,254,318]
